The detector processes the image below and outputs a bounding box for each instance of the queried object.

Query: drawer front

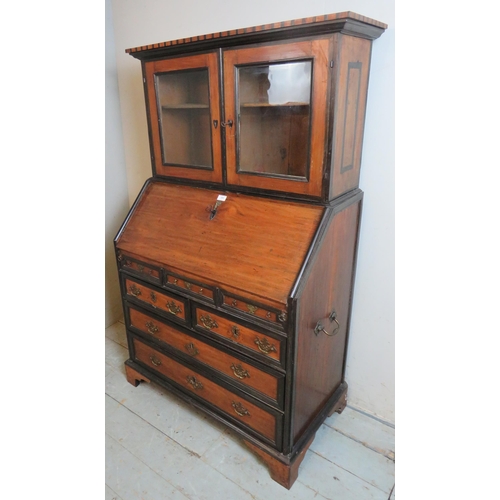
[118,252,162,285]
[128,307,281,404]
[222,293,287,327]
[133,337,279,444]
[194,307,283,364]
[165,273,214,302]
[124,278,186,323]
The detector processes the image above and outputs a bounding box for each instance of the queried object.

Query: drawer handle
[231,401,250,417]
[145,321,159,335]
[247,304,258,315]
[185,342,199,356]
[200,314,218,330]
[314,310,340,337]
[231,325,240,339]
[186,375,203,390]
[149,355,161,367]
[166,301,182,315]
[254,337,277,354]
[231,364,250,379]
[129,284,141,296]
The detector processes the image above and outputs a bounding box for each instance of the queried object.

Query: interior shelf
[240,102,310,108]
[161,104,209,109]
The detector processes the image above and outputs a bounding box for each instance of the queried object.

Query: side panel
[329,35,372,199]
[292,197,361,442]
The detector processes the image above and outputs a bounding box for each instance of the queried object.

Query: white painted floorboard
[106,321,395,499]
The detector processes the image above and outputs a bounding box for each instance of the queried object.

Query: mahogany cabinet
[115,12,386,489]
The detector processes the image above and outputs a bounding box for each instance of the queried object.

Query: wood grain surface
[116,181,324,306]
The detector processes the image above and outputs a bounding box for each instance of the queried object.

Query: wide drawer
[132,337,280,445]
[193,306,284,365]
[124,277,187,324]
[128,306,283,406]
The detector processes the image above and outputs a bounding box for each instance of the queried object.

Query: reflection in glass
[237,61,312,178]
[156,69,212,169]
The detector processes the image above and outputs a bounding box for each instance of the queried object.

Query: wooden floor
[106,320,395,500]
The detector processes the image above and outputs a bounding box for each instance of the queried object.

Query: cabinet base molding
[244,434,315,490]
[125,362,151,387]
[328,383,348,416]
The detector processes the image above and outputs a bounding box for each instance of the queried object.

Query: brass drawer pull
[200,314,218,330]
[231,325,240,339]
[314,310,340,337]
[145,321,159,335]
[231,401,250,417]
[186,375,203,390]
[247,304,258,314]
[185,342,199,356]
[254,337,277,354]
[231,363,250,379]
[129,284,141,296]
[166,301,182,315]
[149,355,161,366]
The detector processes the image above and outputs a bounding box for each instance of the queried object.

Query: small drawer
[124,278,187,323]
[128,306,283,406]
[194,307,284,365]
[165,273,214,302]
[222,293,287,327]
[118,253,162,285]
[133,337,280,445]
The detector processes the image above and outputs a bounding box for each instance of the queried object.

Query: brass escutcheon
[231,325,240,338]
[185,342,199,356]
[185,282,192,290]
[254,337,277,354]
[166,301,182,315]
[150,291,157,303]
[186,375,203,390]
[138,264,144,272]
[200,314,218,330]
[145,321,159,335]
[231,364,250,379]
[231,401,250,417]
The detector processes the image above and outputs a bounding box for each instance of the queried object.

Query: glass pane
[156,69,212,169]
[237,61,312,178]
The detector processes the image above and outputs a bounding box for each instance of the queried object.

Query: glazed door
[144,52,223,183]
[223,39,329,197]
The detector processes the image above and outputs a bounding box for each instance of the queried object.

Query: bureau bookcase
[115,12,386,489]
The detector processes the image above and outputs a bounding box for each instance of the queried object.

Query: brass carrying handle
[314,311,340,337]
[129,284,141,296]
[221,120,233,128]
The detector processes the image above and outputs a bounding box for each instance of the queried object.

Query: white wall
[105,0,130,327]
[109,0,395,424]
